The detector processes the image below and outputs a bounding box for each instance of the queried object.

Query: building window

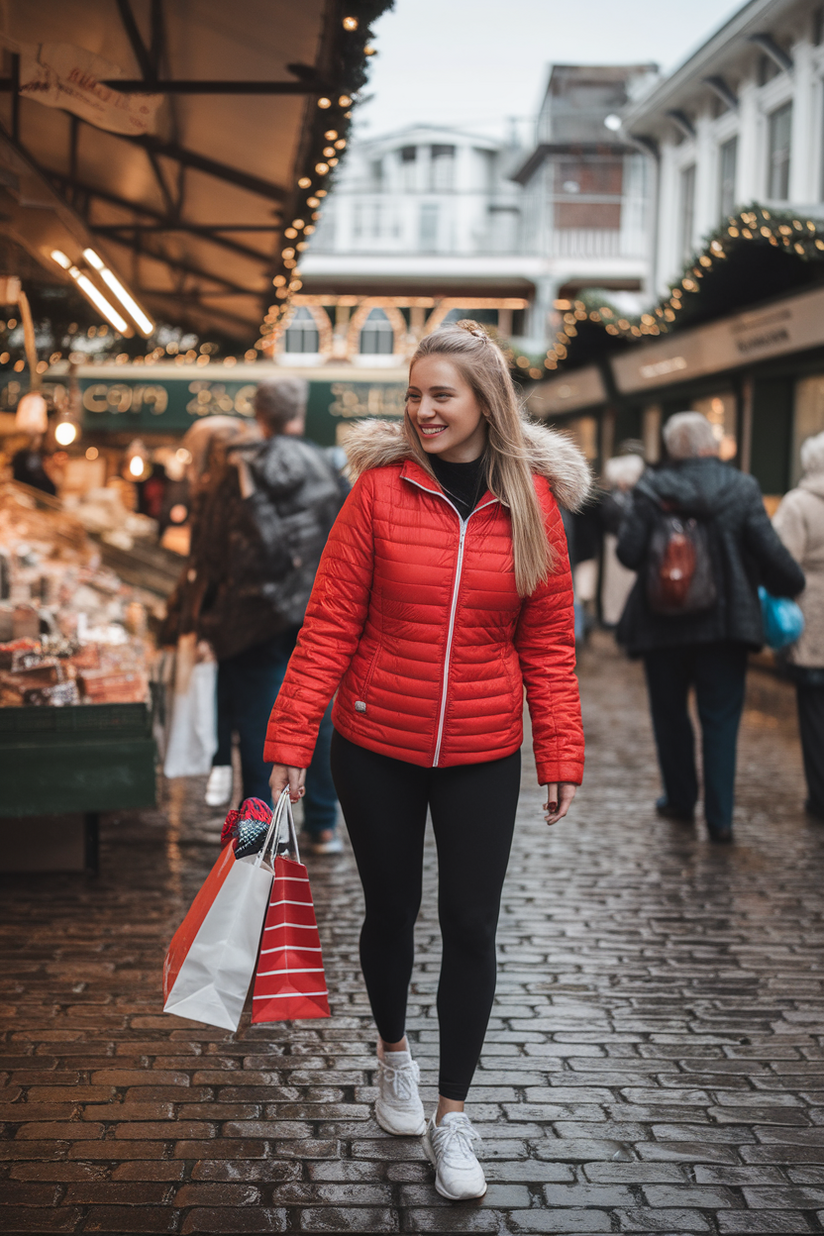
[359,307,395,354]
[758,54,779,86]
[680,163,696,259]
[553,157,623,228]
[814,5,824,45]
[419,202,439,249]
[400,145,417,190]
[284,307,319,354]
[430,144,455,191]
[767,102,792,199]
[718,136,738,220]
[371,159,383,188]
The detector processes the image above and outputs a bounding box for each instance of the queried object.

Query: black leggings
[330,729,520,1101]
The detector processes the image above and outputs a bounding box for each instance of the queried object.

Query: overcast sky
[355,0,747,140]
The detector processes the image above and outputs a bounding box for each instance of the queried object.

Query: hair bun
[454,319,491,342]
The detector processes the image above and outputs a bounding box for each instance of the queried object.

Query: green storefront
[1,363,409,447]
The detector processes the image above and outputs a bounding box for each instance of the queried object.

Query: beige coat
[773,473,824,667]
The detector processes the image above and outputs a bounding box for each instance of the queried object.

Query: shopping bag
[162,807,280,1030]
[759,586,805,651]
[251,794,330,1023]
[163,634,217,778]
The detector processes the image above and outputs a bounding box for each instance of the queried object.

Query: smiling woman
[263,319,592,1202]
[406,355,488,462]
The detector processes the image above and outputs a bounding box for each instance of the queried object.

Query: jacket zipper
[404,476,497,766]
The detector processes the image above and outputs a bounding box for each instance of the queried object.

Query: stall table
[0,702,156,872]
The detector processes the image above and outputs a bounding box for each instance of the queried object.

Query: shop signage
[612,285,824,394]
[0,368,407,448]
[526,366,607,417]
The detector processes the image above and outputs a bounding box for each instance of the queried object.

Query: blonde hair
[406,320,550,596]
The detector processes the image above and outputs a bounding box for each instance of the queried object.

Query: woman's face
[406,355,488,463]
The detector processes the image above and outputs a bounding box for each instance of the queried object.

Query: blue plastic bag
[758,586,805,651]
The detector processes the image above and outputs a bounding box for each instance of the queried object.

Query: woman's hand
[269,763,307,803]
[543,782,577,826]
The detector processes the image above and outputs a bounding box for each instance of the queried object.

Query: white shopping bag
[163,634,218,778]
[162,801,284,1030]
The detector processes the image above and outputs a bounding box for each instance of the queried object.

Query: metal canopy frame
[0,0,338,341]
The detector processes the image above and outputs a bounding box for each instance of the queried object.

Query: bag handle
[253,789,300,870]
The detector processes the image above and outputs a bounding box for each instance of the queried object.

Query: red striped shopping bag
[251,806,330,1023]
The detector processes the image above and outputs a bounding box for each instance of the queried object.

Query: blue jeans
[643,641,748,833]
[214,629,338,835]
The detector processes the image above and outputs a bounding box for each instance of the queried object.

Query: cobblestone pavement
[2,631,824,1235]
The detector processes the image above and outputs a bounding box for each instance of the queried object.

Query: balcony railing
[548,228,647,259]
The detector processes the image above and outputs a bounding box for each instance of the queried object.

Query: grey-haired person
[773,431,824,821]
[617,411,804,843]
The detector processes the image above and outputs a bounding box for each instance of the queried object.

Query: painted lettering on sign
[639,356,688,381]
[1,379,67,411]
[186,381,257,418]
[83,383,168,415]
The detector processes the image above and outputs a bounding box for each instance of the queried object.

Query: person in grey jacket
[617,412,804,843]
[168,378,346,851]
[773,431,824,821]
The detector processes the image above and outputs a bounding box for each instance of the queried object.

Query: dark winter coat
[616,456,805,655]
[171,434,345,661]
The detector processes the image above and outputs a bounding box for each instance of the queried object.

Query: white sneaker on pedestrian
[374,1046,426,1136]
[205,765,232,807]
[423,1112,486,1201]
[305,830,343,855]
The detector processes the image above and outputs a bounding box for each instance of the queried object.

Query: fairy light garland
[260,1,392,353]
[545,204,824,373]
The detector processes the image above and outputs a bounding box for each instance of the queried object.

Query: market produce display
[0,483,159,707]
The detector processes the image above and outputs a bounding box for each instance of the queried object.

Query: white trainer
[205,765,232,807]
[423,1112,486,1201]
[374,1046,426,1136]
[305,831,344,855]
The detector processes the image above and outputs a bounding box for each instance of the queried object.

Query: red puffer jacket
[264,420,591,785]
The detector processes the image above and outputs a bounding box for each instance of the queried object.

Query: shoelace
[433,1115,483,1165]
[380,1057,420,1103]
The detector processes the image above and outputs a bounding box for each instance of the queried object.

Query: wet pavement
[2,630,824,1235]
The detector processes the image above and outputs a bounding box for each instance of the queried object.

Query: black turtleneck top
[430,453,488,521]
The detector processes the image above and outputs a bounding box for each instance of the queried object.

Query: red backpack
[646,506,718,616]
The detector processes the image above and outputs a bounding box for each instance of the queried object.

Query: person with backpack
[264,322,590,1200]
[165,379,347,853]
[616,411,804,843]
[773,431,824,822]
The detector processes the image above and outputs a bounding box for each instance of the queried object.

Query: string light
[546,204,824,374]
[259,25,377,350]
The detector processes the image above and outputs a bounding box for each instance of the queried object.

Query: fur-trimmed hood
[344,418,593,512]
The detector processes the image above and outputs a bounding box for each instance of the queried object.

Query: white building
[286,67,658,365]
[291,124,538,368]
[512,63,657,346]
[622,0,824,293]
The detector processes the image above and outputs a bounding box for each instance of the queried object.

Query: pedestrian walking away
[265,321,591,1200]
[163,380,347,852]
[773,430,824,822]
[616,411,805,843]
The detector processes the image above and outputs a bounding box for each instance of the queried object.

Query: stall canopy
[0,0,370,342]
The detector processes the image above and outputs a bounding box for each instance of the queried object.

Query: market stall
[0,481,161,870]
